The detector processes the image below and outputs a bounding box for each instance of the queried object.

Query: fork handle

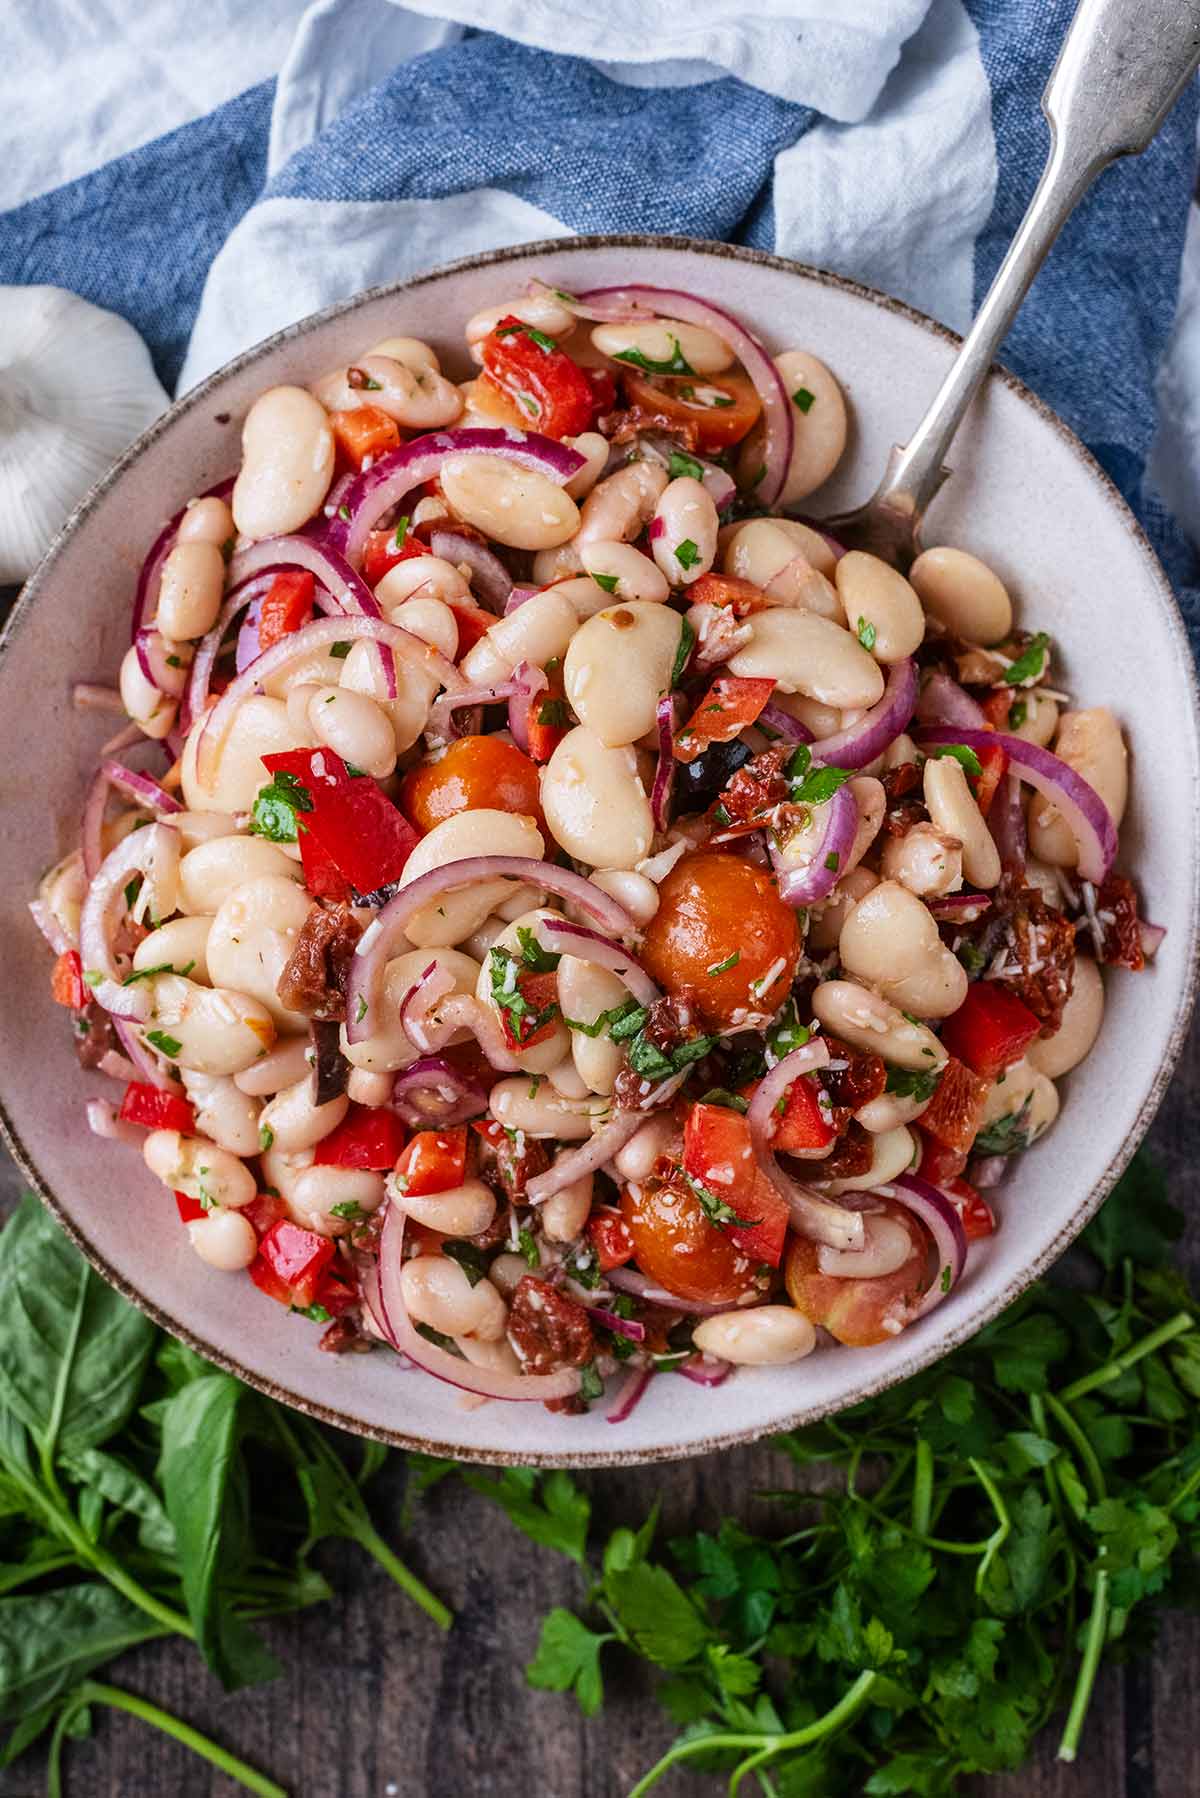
[869,0,1200,530]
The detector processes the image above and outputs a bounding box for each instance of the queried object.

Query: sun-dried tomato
[1092,874,1146,972]
[880,761,927,838]
[707,744,790,832]
[999,886,1077,1035]
[811,1121,874,1181]
[276,900,363,1022]
[507,1276,595,1374]
[818,1034,887,1130]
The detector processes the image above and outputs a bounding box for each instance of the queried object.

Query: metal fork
[820,0,1200,570]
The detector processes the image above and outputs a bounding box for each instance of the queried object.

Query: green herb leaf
[612,335,696,378]
[682,1170,758,1231]
[674,538,701,571]
[442,1242,488,1288]
[144,1031,182,1059]
[706,951,740,976]
[1003,632,1051,687]
[526,1608,610,1716]
[671,616,695,687]
[856,616,877,652]
[248,769,313,844]
[590,570,619,595]
[792,387,816,413]
[884,1065,943,1103]
[929,743,984,777]
[667,451,705,482]
[789,763,855,806]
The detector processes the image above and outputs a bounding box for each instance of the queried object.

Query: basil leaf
[671,617,695,687]
[516,925,560,972]
[0,1584,157,1726]
[698,1088,750,1114]
[60,1447,177,1557]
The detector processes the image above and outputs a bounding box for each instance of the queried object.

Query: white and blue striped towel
[3,0,1198,645]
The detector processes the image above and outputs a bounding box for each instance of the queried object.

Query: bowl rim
[3,231,1197,1468]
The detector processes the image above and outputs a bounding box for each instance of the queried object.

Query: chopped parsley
[698,1087,749,1114]
[124,877,141,911]
[82,970,104,989]
[517,1227,540,1269]
[1008,697,1028,729]
[767,998,810,1062]
[564,1253,602,1291]
[537,698,570,728]
[626,1027,716,1083]
[792,386,816,413]
[706,951,740,976]
[443,1241,489,1287]
[414,1322,464,1355]
[291,1302,333,1323]
[145,1030,182,1058]
[489,946,559,1046]
[671,616,695,687]
[824,852,840,872]
[329,1199,362,1221]
[258,1124,275,1152]
[674,538,701,571]
[612,336,695,377]
[885,1065,943,1103]
[1003,632,1051,687]
[515,925,561,972]
[929,743,983,777]
[578,1362,605,1403]
[355,995,368,1024]
[248,769,313,844]
[856,616,877,652]
[564,996,646,1040]
[786,747,854,807]
[329,641,351,659]
[392,515,410,550]
[590,570,620,595]
[975,1095,1035,1157]
[337,504,351,522]
[497,321,559,354]
[121,962,175,986]
[747,463,767,488]
[667,450,705,482]
[682,1170,758,1231]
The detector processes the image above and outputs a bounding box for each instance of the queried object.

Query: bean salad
[33,278,1158,1418]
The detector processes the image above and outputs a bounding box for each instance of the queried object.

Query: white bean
[340,948,480,1072]
[204,875,314,1028]
[346,1067,395,1107]
[188,1209,258,1271]
[144,1129,257,1209]
[541,727,654,869]
[398,811,544,947]
[260,1143,314,1205]
[810,979,947,1072]
[141,973,276,1075]
[923,756,1000,889]
[440,455,579,550]
[578,540,669,605]
[291,1165,386,1237]
[489,1076,608,1139]
[182,1072,262,1157]
[1028,708,1128,867]
[577,460,668,547]
[591,318,734,376]
[808,867,878,951]
[177,836,301,915]
[558,955,628,1096]
[457,1334,523,1374]
[461,587,577,687]
[119,645,177,739]
[235,1035,313,1095]
[260,646,348,699]
[880,822,963,899]
[539,1170,595,1242]
[392,1175,497,1239]
[311,354,462,428]
[307,686,396,779]
[1006,690,1060,747]
[564,432,610,500]
[401,1257,507,1340]
[819,1125,917,1194]
[339,602,450,755]
[586,868,659,924]
[364,335,440,372]
[488,1253,530,1299]
[737,350,847,505]
[613,1113,682,1182]
[721,516,838,587]
[545,575,624,623]
[375,555,469,609]
[157,540,226,642]
[841,776,886,880]
[650,478,718,586]
[531,540,584,585]
[1028,956,1104,1077]
[180,695,304,815]
[835,553,925,663]
[466,294,576,356]
[259,1076,348,1153]
[909,546,1013,645]
[548,1056,591,1099]
[692,1307,816,1366]
[564,602,681,747]
[727,611,884,708]
[177,495,235,549]
[980,1058,1060,1144]
[817,1212,913,1277]
[839,881,967,1020]
[232,386,334,540]
[133,914,214,984]
[855,1088,933,1132]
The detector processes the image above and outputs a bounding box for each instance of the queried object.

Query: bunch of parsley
[428,1154,1199,1796]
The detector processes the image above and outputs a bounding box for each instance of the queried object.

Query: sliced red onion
[967,1154,1007,1190]
[606,1366,652,1423]
[180,581,270,738]
[648,515,665,543]
[769,783,857,906]
[677,1353,734,1387]
[427,677,524,744]
[578,284,794,506]
[757,702,814,746]
[928,892,992,924]
[506,661,549,753]
[72,683,126,716]
[197,615,466,791]
[504,585,540,616]
[99,720,145,759]
[746,1038,866,1251]
[534,919,661,1008]
[988,769,1027,876]
[427,528,513,610]
[333,429,585,570]
[527,277,652,323]
[135,629,191,699]
[100,760,182,817]
[391,1055,488,1127]
[811,658,918,771]
[399,960,456,1049]
[1139,920,1167,958]
[409,991,521,1073]
[589,1308,648,1344]
[652,693,679,832]
[29,898,73,956]
[78,823,180,1020]
[347,858,639,1045]
[605,1265,745,1317]
[525,1113,645,1205]
[376,1204,582,1401]
[917,728,1118,884]
[113,1016,183,1093]
[234,600,264,674]
[227,536,379,617]
[887,1174,969,1320]
[915,671,986,730]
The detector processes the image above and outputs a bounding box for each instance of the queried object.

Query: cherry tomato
[784,1196,930,1346]
[619,369,761,452]
[639,852,799,1028]
[620,1172,766,1304]
[946,1177,996,1242]
[586,1206,636,1271]
[400,736,544,834]
[480,316,597,438]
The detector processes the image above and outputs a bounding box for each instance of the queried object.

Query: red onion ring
[181,581,271,738]
[886,1174,969,1320]
[534,918,661,1008]
[606,1365,652,1423]
[677,1353,734,1387]
[78,823,180,1020]
[227,536,379,617]
[399,961,457,1049]
[427,677,525,744]
[757,702,814,746]
[1139,920,1167,958]
[527,277,653,324]
[391,1055,488,1127]
[72,683,126,716]
[331,429,585,570]
[587,1306,648,1344]
[100,760,182,817]
[376,1204,582,1401]
[927,892,992,924]
[427,528,513,610]
[113,1016,184,1092]
[524,1112,645,1204]
[917,727,1118,884]
[28,898,73,956]
[651,693,679,832]
[988,768,1027,877]
[135,629,191,699]
[410,991,522,1073]
[506,661,549,753]
[605,1264,744,1317]
[967,1154,1006,1190]
[347,857,639,1045]
[810,658,918,771]
[915,672,987,730]
[503,585,540,615]
[769,783,857,906]
[578,284,794,507]
[746,1039,866,1250]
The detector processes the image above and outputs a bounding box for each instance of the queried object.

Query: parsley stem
[1167,1461,1200,1517]
[47,1681,288,1798]
[1059,1311,1193,1402]
[1043,1393,1107,1504]
[1057,1569,1110,1763]
[911,1437,934,1538]
[969,1457,1011,1597]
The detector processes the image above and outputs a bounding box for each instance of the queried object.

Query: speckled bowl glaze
[2,237,1197,1467]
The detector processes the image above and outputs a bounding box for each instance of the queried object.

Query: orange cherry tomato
[620,1172,767,1305]
[399,735,544,834]
[639,852,799,1028]
[784,1196,931,1346]
[619,369,761,452]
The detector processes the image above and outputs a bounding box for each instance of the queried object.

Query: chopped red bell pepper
[329,405,401,471]
[313,1103,407,1170]
[119,1082,196,1134]
[480,317,597,438]
[256,571,315,652]
[771,1075,837,1157]
[686,571,769,617]
[262,747,419,897]
[392,1125,468,1198]
[682,1101,790,1268]
[945,1177,996,1242]
[174,1190,206,1224]
[972,741,1008,817]
[495,966,560,1053]
[524,657,570,765]
[296,829,353,902]
[674,676,776,764]
[242,1192,287,1239]
[586,1206,636,1272]
[918,1057,988,1154]
[249,1219,336,1310]
[940,983,1041,1080]
[312,1263,360,1317]
[361,522,428,586]
[447,601,495,657]
[917,1131,969,1187]
[51,949,87,1010]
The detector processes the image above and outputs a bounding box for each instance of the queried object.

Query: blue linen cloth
[1,0,1198,642]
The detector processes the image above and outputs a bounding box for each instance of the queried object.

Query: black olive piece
[671,737,753,817]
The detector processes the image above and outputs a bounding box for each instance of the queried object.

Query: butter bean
[564,432,610,500]
[341,948,481,1071]
[650,478,718,586]
[258,1076,348,1153]
[232,386,334,540]
[817,1211,914,1276]
[440,455,579,550]
[541,727,654,868]
[157,540,226,641]
[307,685,396,779]
[311,354,462,428]
[727,611,884,708]
[736,350,846,505]
[811,978,948,1071]
[290,1165,386,1237]
[205,875,313,1028]
[182,1072,262,1157]
[461,587,577,686]
[721,516,838,585]
[180,695,304,815]
[465,295,577,356]
[818,1125,917,1194]
[140,974,275,1075]
[235,1035,313,1095]
[133,914,213,985]
[1028,708,1128,868]
[1028,956,1104,1077]
[539,1168,594,1242]
[398,811,545,947]
[401,1257,507,1340]
[835,552,925,662]
[692,1307,816,1366]
[980,1058,1059,1144]
[364,335,440,372]
[394,1176,497,1238]
[564,602,682,746]
[375,555,469,609]
[144,1129,256,1209]
[177,494,235,548]
[592,318,734,375]
[559,955,628,1095]
[188,1209,258,1271]
[909,546,1013,645]
[924,756,1001,889]
[488,1076,609,1138]
[577,460,668,547]
[880,822,963,898]
[578,540,669,605]
[177,836,301,915]
[119,645,176,740]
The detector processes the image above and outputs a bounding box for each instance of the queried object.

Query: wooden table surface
[1,1009,1197,1798]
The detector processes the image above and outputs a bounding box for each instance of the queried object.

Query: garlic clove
[0,286,168,583]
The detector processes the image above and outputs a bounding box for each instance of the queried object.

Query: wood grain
[0,1017,1195,1798]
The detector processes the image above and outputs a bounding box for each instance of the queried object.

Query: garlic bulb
[0,286,168,583]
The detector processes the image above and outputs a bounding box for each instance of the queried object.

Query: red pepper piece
[328,405,401,472]
[972,741,1008,818]
[251,1219,336,1309]
[119,1082,196,1134]
[919,1057,989,1154]
[362,525,427,586]
[674,676,776,764]
[480,316,597,438]
[392,1125,468,1198]
[313,1104,407,1170]
[917,1132,969,1187]
[940,983,1041,1080]
[771,1076,837,1157]
[682,1101,790,1268]
[262,747,419,897]
[174,1190,207,1224]
[524,658,570,765]
[687,571,769,618]
[447,601,495,657]
[257,571,315,652]
[242,1193,287,1239]
[946,1177,996,1242]
[51,949,87,1009]
[586,1206,636,1272]
[496,967,560,1053]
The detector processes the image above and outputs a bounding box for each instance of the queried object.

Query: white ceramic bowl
[2,236,1197,1466]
